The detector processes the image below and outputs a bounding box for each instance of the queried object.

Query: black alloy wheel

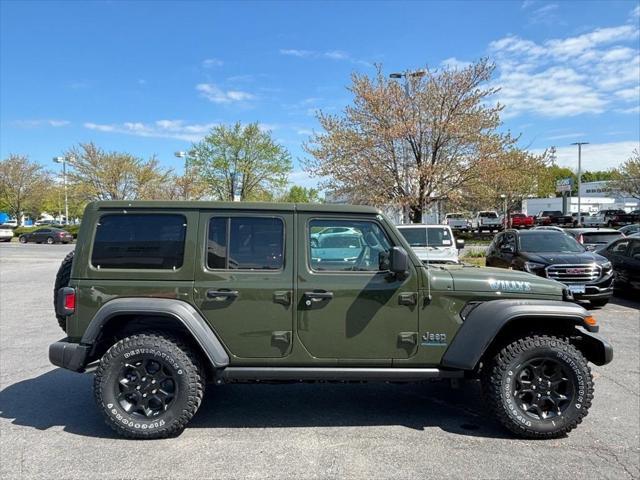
[116,357,178,418]
[512,357,573,420]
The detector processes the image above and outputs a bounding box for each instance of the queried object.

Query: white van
[396,224,465,264]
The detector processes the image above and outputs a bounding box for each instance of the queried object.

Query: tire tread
[481,335,594,439]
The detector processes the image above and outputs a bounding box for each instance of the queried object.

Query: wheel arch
[441,299,605,371]
[81,298,229,376]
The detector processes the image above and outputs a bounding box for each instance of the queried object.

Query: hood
[521,251,606,265]
[439,264,563,296]
[412,245,459,263]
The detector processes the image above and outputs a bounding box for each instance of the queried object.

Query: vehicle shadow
[610,292,640,309]
[0,369,515,440]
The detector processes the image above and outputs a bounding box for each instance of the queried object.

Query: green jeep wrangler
[50,201,612,439]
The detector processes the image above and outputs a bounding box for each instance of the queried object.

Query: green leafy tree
[280,185,321,203]
[537,165,576,197]
[612,149,640,200]
[0,154,51,225]
[190,122,292,201]
[65,143,173,201]
[581,170,618,183]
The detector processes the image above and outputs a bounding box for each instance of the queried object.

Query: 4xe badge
[488,279,532,292]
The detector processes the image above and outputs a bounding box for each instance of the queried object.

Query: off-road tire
[94,332,204,439]
[481,335,594,439]
[53,251,74,332]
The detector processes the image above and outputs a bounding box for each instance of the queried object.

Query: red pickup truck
[509,213,534,229]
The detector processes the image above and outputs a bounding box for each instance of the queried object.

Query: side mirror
[456,238,465,250]
[386,246,409,275]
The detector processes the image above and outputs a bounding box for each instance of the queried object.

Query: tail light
[57,287,76,316]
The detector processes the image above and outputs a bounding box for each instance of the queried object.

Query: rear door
[296,214,419,362]
[193,211,294,358]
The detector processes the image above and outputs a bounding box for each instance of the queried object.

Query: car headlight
[601,261,612,272]
[524,261,546,273]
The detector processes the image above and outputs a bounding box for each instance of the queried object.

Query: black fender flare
[81,297,230,368]
[441,299,608,370]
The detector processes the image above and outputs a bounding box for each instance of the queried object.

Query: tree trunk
[409,204,422,223]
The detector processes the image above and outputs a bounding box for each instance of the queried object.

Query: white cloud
[84,120,217,142]
[545,132,586,140]
[631,5,640,19]
[296,129,313,136]
[12,119,70,128]
[279,49,313,57]
[196,83,255,104]
[532,141,640,170]
[202,58,224,68]
[489,23,640,118]
[528,4,562,26]
[279,48,371,66]
[440,57,472,70]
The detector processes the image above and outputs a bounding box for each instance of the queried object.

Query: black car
[486,229,613,306]
[535,210,573,226]
[18,227,73,244]
[564,228,624,251]
[596,236,640,292]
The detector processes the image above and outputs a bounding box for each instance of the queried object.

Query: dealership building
[522,180,639,217]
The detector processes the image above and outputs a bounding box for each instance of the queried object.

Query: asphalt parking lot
[1,243,638,479]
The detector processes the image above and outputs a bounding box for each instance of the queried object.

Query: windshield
[512,214,525,218]
[541,211,563,216]
[581,232,624,244]
[519,232,585,253]
[398,227,452,247]
[446,214,464,219]
[479,212,497,218]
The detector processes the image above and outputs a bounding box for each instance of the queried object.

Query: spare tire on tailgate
[53,251,74,332]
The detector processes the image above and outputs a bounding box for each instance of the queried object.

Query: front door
[296,214,420,361]
[194,212,294,358]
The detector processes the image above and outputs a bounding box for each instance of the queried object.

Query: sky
[1,0,639,187]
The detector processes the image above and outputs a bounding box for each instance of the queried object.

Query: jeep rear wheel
[482,335,593,439]
[94,332,204,439]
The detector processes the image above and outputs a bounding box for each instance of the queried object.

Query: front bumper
[49,338,90,372]
[572,274,614,301]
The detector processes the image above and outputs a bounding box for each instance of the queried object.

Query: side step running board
[220,367,463,382]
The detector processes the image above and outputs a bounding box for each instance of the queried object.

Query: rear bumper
[49,338,90,372]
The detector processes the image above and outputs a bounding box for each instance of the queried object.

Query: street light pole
[389,69,426,222]
[53,156,70,225]
[571,142,589,226]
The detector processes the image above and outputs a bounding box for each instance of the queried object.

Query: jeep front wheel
[482,335,594,439]
[94,332,204,439]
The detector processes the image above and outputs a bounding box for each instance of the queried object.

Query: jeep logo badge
[488,279,533,292]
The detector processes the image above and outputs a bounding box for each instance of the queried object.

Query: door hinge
[398,292,418,306]
[273,291,291,306]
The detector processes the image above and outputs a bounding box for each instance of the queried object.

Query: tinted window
[309,219,391,272]
[519,232,584,253]
[628,240,640,259]
[92,214,186,269]
[207,217,284,270]
[479,212,497,218]
[398,227,452,247]
[608,239,630,254]
[581,232,624,244]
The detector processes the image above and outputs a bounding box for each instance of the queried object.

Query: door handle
[303,291,333,306]
[206,289,239,301]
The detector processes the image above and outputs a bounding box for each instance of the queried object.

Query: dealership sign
[556,177,573,193]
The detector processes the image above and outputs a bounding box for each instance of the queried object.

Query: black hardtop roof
[87,200,381,215]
